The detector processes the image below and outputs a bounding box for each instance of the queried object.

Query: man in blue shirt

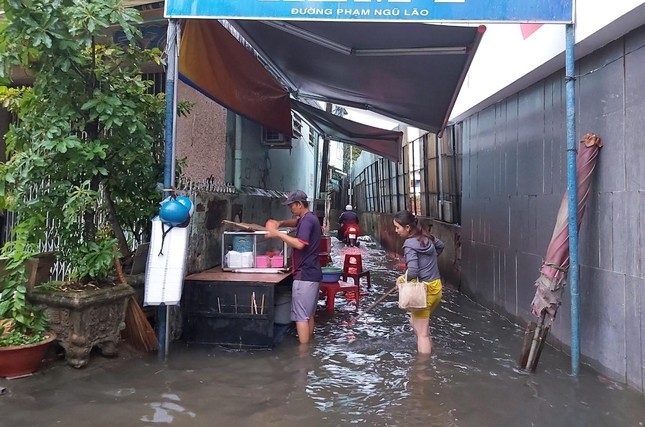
[266,190,322,344]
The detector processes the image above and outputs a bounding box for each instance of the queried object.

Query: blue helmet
[159,197,190,226]
[175,195,194,216]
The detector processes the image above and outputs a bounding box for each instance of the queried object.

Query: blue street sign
[164,0,573,23]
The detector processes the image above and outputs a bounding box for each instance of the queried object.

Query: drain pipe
[234,115,243,190]
[565,23,580,377]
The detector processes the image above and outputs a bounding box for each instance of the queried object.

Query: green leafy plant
[0,0,178,285]
[0,246,49,346]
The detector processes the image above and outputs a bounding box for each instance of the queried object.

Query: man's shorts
[410,278,442,319]
[292,280,320,321]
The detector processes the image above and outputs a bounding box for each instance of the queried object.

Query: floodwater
[2,237,645,427]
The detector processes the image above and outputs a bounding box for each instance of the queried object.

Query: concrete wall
[452,3,645,121]
[214,115,320,195]
[175,74,319,197]
[459,24,645,393]
[175,81,228,182]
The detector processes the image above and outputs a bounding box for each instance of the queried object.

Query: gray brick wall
[459,24,645,393]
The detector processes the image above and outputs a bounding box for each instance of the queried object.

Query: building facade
[454,3,645,393]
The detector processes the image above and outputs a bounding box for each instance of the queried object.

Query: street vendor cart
[182,222,293,348]
[182,268,292,349]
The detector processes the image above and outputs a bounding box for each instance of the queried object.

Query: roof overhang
[292,99,403,162]
[177,18,485,160]
[228,20,485,134]
[178,19,406,161]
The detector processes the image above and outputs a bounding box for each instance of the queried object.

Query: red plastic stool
[319,252,332,267]
[319,281,360,312]
[342,254,371,290]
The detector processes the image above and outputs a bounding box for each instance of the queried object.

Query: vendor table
[182,268,292,349]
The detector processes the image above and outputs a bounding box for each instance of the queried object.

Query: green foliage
[0,329,48,347]
[0,0,177,283]
[0,246,49,345]
[68,237,120,282]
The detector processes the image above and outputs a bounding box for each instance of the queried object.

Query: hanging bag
[396,271,427,310]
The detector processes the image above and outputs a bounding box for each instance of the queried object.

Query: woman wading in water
[393,210,444,355]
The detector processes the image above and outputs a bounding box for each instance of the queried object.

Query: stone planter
[29,284,135,368]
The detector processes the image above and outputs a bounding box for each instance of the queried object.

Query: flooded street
[2,237,645,427]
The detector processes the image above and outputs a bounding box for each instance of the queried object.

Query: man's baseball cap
[282,189,308,205]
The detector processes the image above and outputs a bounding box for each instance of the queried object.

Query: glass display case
[221,230,291,273]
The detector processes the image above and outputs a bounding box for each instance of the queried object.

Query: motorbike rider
[338,204,359,241]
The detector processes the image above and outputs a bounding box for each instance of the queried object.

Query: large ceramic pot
[29,284,135,368]
[0,333,56,378]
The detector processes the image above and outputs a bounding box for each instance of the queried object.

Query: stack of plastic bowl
[321,266,343,282]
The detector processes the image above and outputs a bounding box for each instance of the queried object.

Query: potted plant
[0,0,173,367]
[0,248,55,377]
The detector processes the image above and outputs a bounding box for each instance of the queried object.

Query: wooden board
[185,267,291,284]
[129,243,150,275]
[222,220,266,232]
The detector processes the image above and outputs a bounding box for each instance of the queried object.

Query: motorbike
[342,224,360,247]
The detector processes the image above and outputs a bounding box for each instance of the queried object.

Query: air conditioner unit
[262,127,292,149]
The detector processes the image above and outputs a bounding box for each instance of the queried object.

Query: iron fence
[347,124,462,223]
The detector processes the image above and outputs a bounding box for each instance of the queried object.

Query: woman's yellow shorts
[410,278,443,319]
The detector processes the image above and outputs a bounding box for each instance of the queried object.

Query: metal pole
[159,18,179,363]
[423,135,430,216]
[436,133,444,220]
[565,23,579,377]
[349,146,353,205]
[451,126,461,224]
[313,133,320,202]
[397,146,403,212]
[319,103,332,194]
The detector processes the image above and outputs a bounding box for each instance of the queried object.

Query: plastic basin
[321,267,342,283]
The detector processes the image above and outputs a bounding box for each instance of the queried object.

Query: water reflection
[141,393,196,424]
[303,236,645,426]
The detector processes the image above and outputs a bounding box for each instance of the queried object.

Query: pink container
[270,256,284,268]
[255,255,269,268]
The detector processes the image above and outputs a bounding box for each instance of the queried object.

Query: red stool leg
[327,290,336,312]
[344,274,358,287]
[323,284,338,312]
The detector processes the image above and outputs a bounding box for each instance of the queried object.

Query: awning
[230,20,485,134]
[179,19,293,136]
[291,99,403,162]
[178,19,484,156]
